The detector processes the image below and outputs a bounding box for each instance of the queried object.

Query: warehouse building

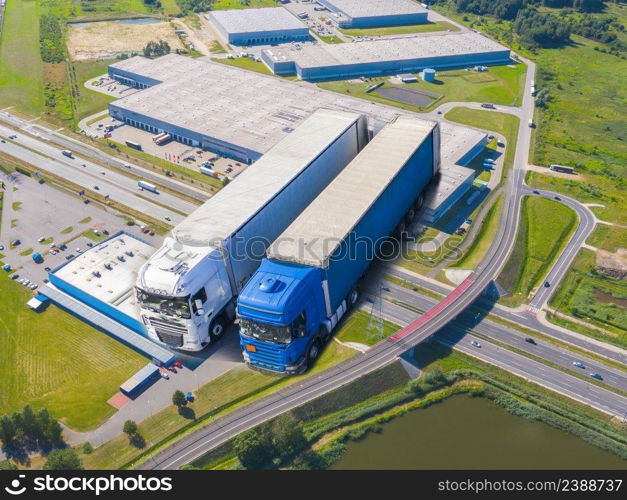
[207,7,310,46]
[261,32,511,81]
[40,232,174,365]
[420,123,487,223]
[106,54,484,216]
[318,0,428,28]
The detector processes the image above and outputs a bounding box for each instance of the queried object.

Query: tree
[172,390,187,409]
[20,405,41,442]
[0,416,16,447]
[43,449,83,470]
[0,460,17,470]
[233,426,276,469]
[123,420,138,437]
[271,414,307,460]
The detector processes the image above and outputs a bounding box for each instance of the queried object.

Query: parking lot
[0,171,162,291]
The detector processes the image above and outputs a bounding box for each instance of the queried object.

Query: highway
[0,125,197,224]
[385,265,627,365]
[0,111,210,203]
[371,280,627,391]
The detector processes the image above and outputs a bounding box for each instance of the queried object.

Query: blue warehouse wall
[108,67,162,89]
[345,13,428,28]
[324,131,435,310]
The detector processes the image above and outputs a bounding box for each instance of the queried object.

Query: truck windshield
[136,289,191,319]
[239,319,292,344]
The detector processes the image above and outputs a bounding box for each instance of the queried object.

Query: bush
[44,449,83,470]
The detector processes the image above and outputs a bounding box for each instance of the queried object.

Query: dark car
[544,281,551,288]
[93,185,100,190]
[533,190,540,194]
[44,267,51,272]
[524,337,536,345]
[481,103,496,109]
[590,373,603,381]
[554,196,561,201]
[65,254,75,260]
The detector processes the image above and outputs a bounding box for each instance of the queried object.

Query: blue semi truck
[237,117,440,374]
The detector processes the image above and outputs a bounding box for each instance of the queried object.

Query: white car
[471,340,482,348]
[38,237,45,243]
[0,244,4,251]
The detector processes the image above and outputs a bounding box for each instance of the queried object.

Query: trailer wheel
[414,194,424,210]
[209,316,226,341]
[307,339,321,365]
[405,208,416,223]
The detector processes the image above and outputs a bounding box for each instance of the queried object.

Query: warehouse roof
[173,109,364,247]
[325,0,427,17]
[51,232,153,318]
[267,117,436,268]
[262,32,509,69]
[208,7,307,34]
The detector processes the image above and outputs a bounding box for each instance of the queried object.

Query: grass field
[72,60,117,125]
[335,310,399,346]
[450,195,503,270]
[210,56,274,75]
[0,0,44,115]
[211,0,279,9]
[549,249,627,348]
[498,196,577,307]
[0,275,146,431]
[340,20,459,37]
[318,64,525,113]
[80,338,356,469]
[586,224,627,253]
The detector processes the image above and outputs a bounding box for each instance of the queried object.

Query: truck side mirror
[194,299,204,316]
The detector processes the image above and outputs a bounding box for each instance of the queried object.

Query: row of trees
[453,0,606,19]
[0,406,64,451]
[514,8,573,46]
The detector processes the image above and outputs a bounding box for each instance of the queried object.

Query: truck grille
[247,339,285,372]
[147,317,186,347]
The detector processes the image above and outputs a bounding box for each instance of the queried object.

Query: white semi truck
[135,110,369,351]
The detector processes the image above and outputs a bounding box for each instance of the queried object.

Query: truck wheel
[307,339,321,365]
[405,208,416,223]
[414,194,424,210]
[348,287,359,308]
[209,316,226,341]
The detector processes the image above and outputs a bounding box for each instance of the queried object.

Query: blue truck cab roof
[237,259,320,326]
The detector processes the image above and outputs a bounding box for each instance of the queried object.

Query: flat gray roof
[208,7,307,34]
[267,117,436,268]
[325,0,427,17]
[173,109,364,247]
[109,55,402,154]
[52,233,153,319]
[263,32,509,69]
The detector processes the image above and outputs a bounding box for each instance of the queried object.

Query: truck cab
[136,237,233,350]
[238,260,327,374]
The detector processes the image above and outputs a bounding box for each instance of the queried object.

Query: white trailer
[138,180,158,193]
[136,109,369,351]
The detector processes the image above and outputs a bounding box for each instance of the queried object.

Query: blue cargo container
[237,117,439,374]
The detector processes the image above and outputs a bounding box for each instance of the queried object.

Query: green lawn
[586,224,627,253]
[444,107,520,175]
[450,195,503,270]
[318,64,525,113]
[340,20,459,37]
[0,275,146,431]
[72,60,117,126]
[316,33,344,44]
[210,56,274,76]
[0,0,44,115]
[335,310,399,346]
[549,249,627,348]
[498,196,577,307]
[211,0,279,9]
[81,339,356,469]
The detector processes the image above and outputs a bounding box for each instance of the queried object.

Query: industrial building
[106,54,485,220]
[207,7,310,46]
[107,54,403,163]
[262,32,510,81]
[318,0,428,28]
[39,232,174,366]
[420,123,487,223]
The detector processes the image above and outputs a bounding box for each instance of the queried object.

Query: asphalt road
[372,280,627,391]
[0,111,210,203]
[0,126,196,224]
[385,265,627,365]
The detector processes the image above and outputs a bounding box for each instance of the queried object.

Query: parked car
[0,244,4,251]
[11,274,19,280]
[572,361,585,369]
[93,185,100,190]
[465,219,473,225]
[44,267,51,272]
[65,254,75,260]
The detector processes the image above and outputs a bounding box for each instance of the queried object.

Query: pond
[332,395,626,469]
